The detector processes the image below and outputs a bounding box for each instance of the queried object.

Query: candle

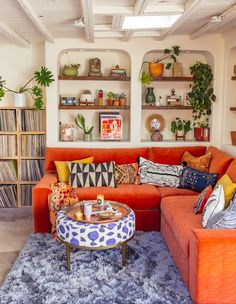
[74,210,83,221]
[97,194,104,206]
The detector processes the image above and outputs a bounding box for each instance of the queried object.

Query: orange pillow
[181,151,212,172]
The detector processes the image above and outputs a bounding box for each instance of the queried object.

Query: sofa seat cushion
[158,187,197,198]
[161,196,202,256]
[74,184,161,210]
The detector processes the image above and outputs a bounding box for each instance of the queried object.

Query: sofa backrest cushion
[45,148,92,171]
[207,146,233,179]
[91,148,149,164]
[226,159,236,183]
[150,146,206,165]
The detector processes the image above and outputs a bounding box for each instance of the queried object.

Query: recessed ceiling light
[122,15,181,30]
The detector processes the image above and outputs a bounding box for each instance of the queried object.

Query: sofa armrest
[189,228,236,304]
[32,172,58,233]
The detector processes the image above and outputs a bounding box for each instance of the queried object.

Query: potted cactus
[75,113,94,141]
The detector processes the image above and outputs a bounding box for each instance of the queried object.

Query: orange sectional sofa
[33,145,236,304]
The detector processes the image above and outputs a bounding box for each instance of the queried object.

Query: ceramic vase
[145,87,156,104]
[13,93,26,107]
[83,133,92,141]
[151,130,163,141]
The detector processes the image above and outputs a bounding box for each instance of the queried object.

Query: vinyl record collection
[21,185,34,206]
[21,110,45,131]
[21,160,44,181]
[0,185,17,207]
[21,135,46,157]
[0,135,17,157]
[0,161,17,182]
[0,110,16,131]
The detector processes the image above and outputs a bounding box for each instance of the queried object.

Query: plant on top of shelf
[75,113,94,141]
[188,62,216,125]
[139,45,181,85]
[62,64,80,77]
[0,66,54,110]
[107,91,115,106]
[171,117,191,141]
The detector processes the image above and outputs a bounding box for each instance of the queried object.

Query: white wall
[45,34,224,148]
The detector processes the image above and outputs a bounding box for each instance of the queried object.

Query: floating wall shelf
[59,105,130,110]
[230,107,236,111]
[142,105,193,110]
[231,76,236,80]
[150,77,193,82]
[58,76,130,81]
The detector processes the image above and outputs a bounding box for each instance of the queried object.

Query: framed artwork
[146,114,165,133]
[100,114,122,140]
[98,112,119,133]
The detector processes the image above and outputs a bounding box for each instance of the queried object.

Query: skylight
[122,15,181,30]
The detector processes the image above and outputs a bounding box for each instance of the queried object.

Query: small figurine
[88,58,102,76]
[98,89,103,106]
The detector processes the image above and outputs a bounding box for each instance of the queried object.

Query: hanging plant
[188,62,216,127]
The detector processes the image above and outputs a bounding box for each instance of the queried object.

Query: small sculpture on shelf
[166,88,182,106]
[79,90,95,106]
[88,58,102,77]
[97,89,103,106]
[170,117,192,141]
[109,65,127,77]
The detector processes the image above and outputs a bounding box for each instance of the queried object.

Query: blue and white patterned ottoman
[56,204,135,270]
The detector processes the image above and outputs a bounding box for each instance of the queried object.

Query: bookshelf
[0,107,46,207]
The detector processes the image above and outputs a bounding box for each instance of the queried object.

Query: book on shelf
[21,160,44,181]
[21,184,34,206]
[21,135,46,157]
[0,110,16,131]
[0,135,17,157]
[0,161,17,182]
[21,110,45,131]
[0,185,17,207]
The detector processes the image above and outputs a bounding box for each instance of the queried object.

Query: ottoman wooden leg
[66,243,71,271]
[122,242,127,268]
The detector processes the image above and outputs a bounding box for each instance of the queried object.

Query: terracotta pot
[194,127,210,142]
[113,100,120,106]
[231,131,236,145]
[107,99,114,106]
[119,98,126,106]
[149,63,164,77]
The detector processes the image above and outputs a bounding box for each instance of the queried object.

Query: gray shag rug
[0,232,192,304]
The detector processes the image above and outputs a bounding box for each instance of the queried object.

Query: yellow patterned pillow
[216,174,236,207]
[55,156,93,183]
[181,151,212,173]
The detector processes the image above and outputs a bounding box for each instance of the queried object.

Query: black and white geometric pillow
[202,184,225,227]
[138,157,183,188]
[68,161,117,188]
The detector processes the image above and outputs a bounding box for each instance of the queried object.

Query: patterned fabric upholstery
[68,161,117,188]
[194,185,213,214]
[179,166,218,193]
[138,157,183,188]
[181,151,212,172]
[115,163,140,184]
[48,182,79,237]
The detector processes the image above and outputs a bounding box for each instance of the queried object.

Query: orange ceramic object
[149,63,164,77]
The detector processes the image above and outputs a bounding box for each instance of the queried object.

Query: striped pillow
[202,184,225,227]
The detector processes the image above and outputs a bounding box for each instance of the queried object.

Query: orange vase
[149,63,164,77]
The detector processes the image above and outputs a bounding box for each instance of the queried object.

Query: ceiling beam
[16,0,54,43]
[123,0,150,42]
[93,6,133,15]
[144,4,184,15]
[81,0,94,43]
[157,0,201,41]
[95,30,161,38]
[190,3,236,39]
[112,15,124,31]
[0,19,30,47]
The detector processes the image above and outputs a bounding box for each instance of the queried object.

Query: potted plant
[0,66,54,110]
[107,91,115,106]
[119,92,126,106]
[113,94,120,106]
[171,117,192,141]
[75,113,94,141]
[62,64,80,77]
[188,62,216,142]
[139,45,181,85]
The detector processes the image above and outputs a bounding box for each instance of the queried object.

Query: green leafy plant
[75,113,94,134]
[171,117,192,134]
[119,92,126,99]
[140,45,181,85]
[63,64,80,69]
[107,91,115,99]
[188,62,216,127]
[0,66,54,110]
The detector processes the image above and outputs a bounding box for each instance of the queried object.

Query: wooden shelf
[59,105,130,110]
[19,181,38,185]
[150,76,193,82]
[19,131,46,135]
[0,181,18,184]
[0,157,18,160]
[0,132,17,135]
[231,76,236,80]
[58,75,130,81]
[142,105,193,110]
[230,107,236,111]
[20,156,45,160]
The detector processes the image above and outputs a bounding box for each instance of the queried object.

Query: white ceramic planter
[13,93,26,107]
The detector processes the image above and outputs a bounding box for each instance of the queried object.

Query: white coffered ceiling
[0,0,236,47]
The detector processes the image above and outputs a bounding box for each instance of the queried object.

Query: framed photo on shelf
[100,114,122,140]
[98,112,119,133]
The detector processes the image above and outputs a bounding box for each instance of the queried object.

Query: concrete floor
[0,207,33,285]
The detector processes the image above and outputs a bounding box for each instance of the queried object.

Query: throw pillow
[55,156,93,183]
[179,166,218,193]
[138,157,183,188]
[202,184,225,227]
[48,182,79,237]
[194,185,213,214]
[181,151,212,173]
[205,200,236,229]
[115,163,140,184]
[215,174,236,207]
[68,161,117,188]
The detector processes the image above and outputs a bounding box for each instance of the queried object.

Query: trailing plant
[188,62,216,127]
[75,113,94,134]
[140,45,181,85]
[0,66,54,110]
[171,117,192,134]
